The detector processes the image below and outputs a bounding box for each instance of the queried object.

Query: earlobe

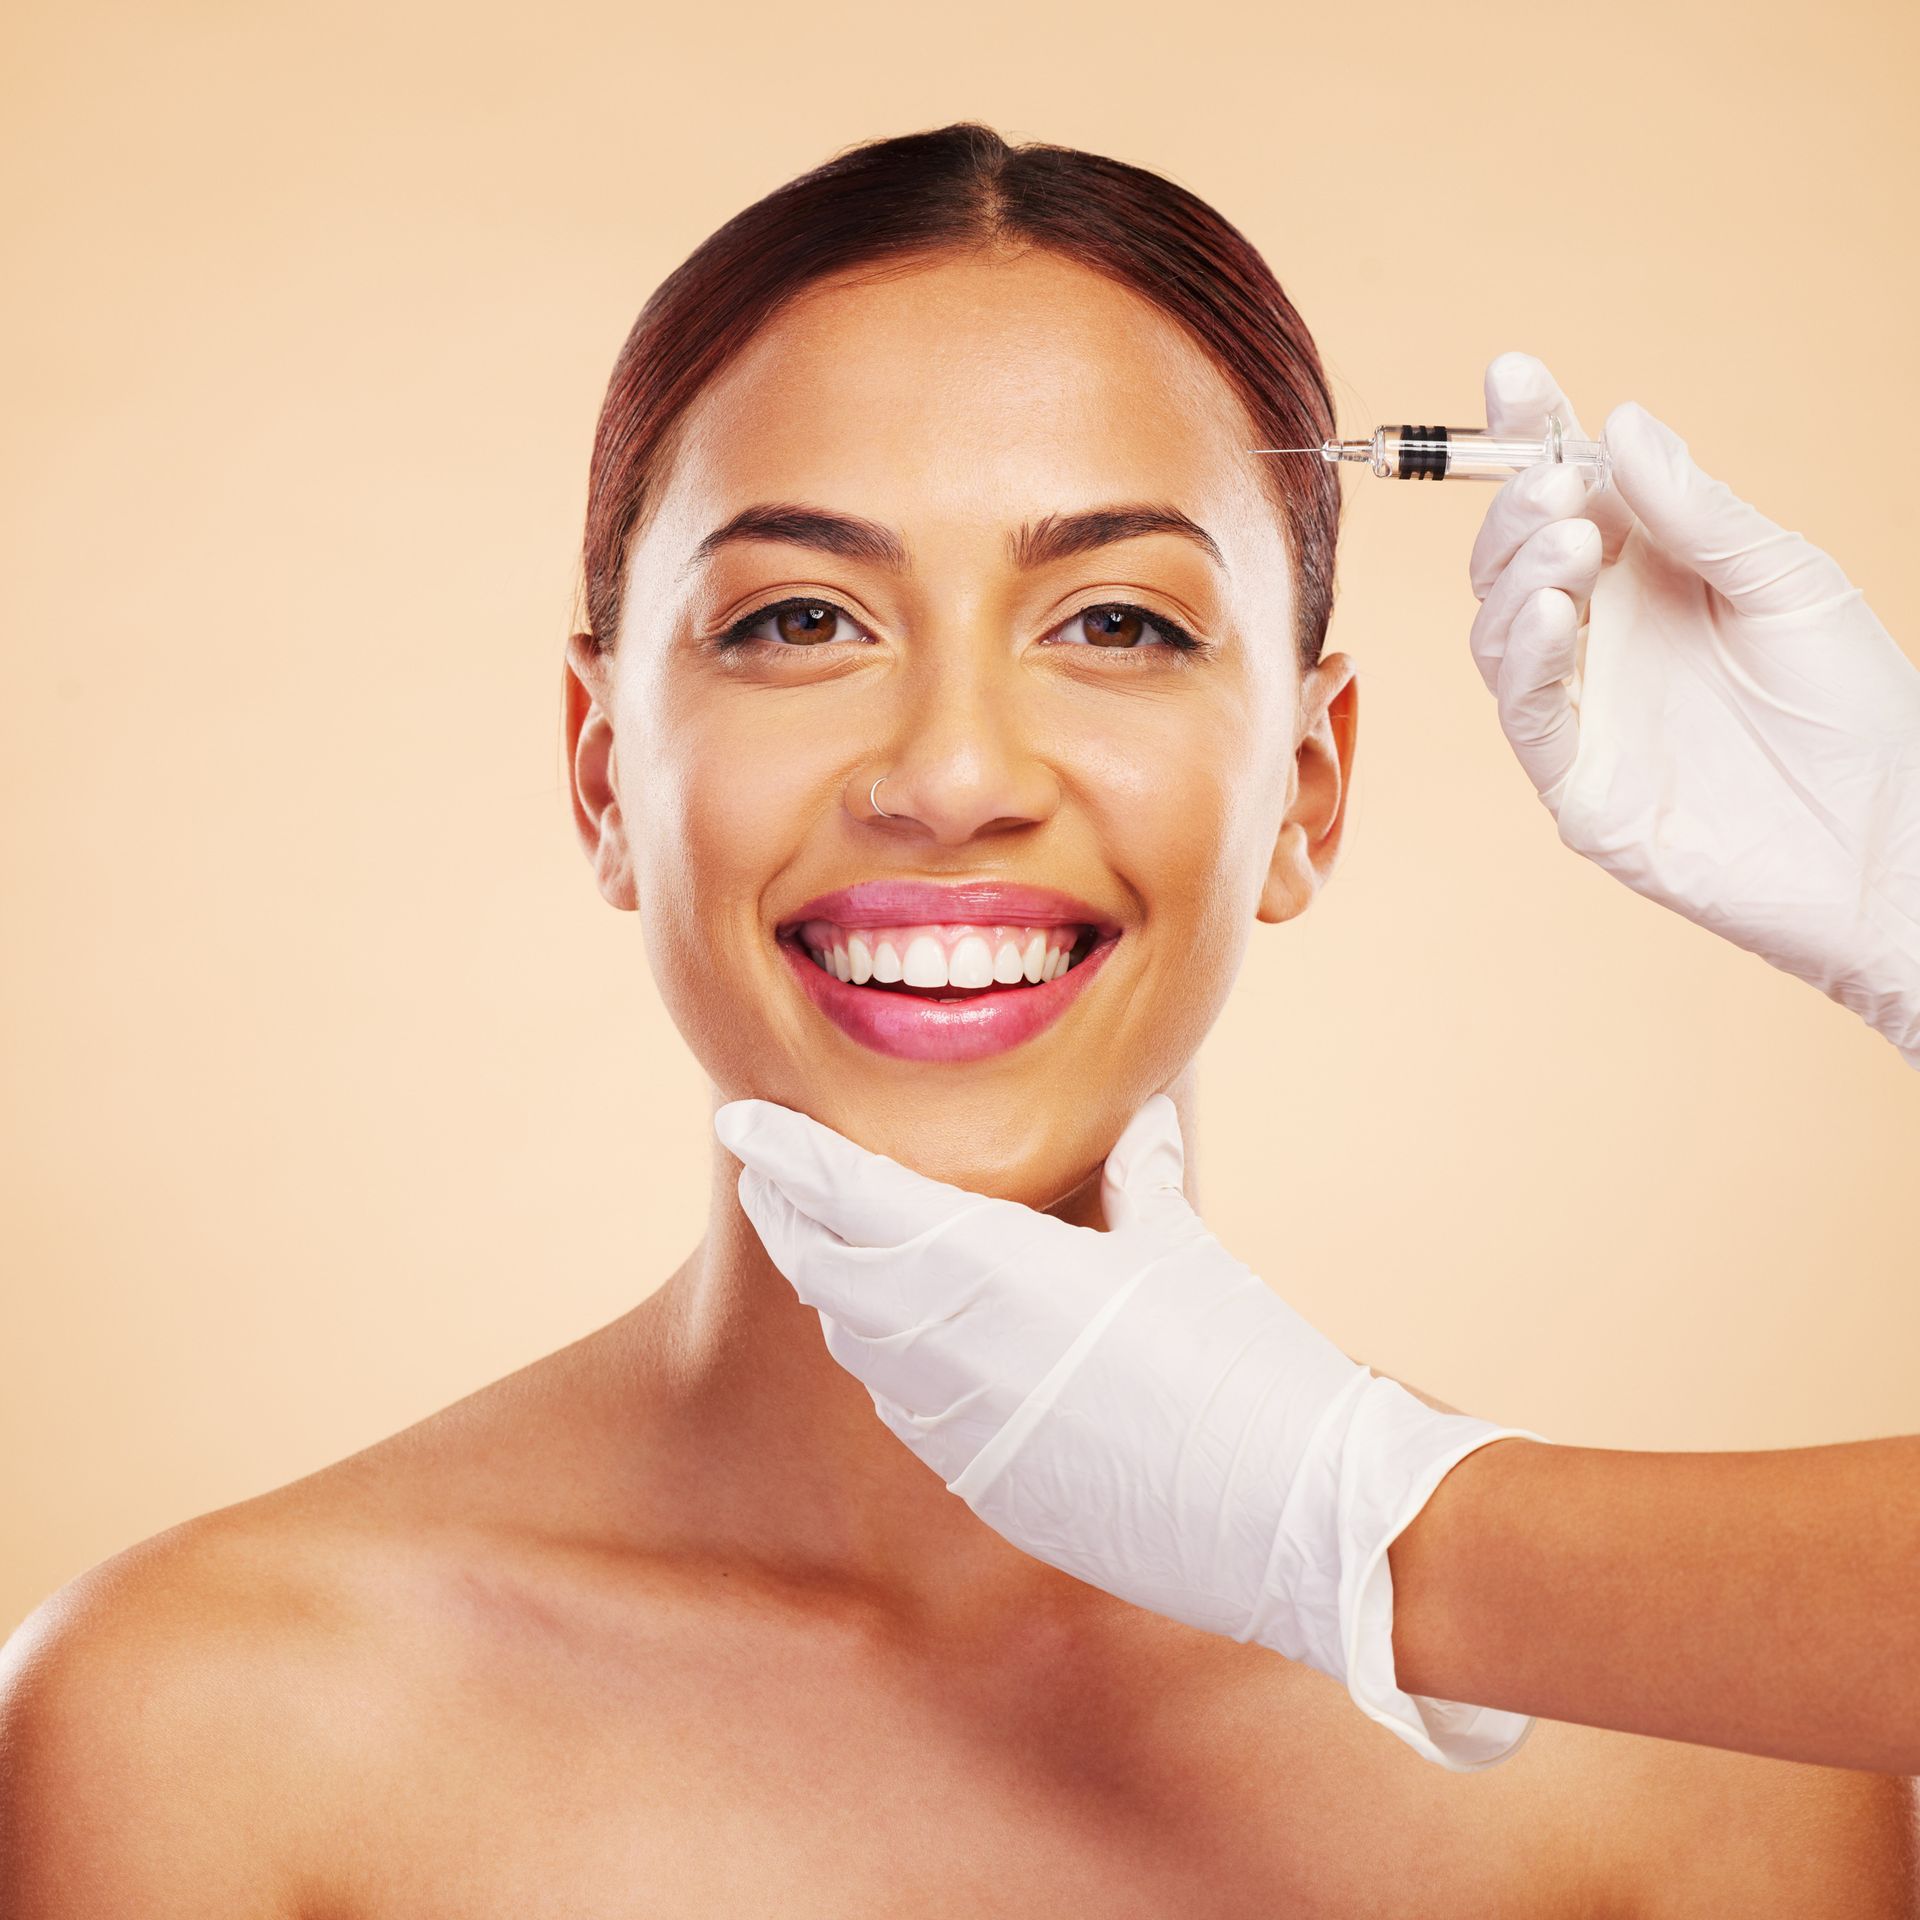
[563,632,639,913]
[1255,654,1359,926]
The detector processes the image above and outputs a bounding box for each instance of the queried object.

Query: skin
[1391,1434,1920,1774]
[2,246,1914,1917]
[571,243,1333,1212]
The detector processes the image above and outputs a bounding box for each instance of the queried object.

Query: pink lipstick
[773,880,1124,1064]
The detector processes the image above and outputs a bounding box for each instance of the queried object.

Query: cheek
[1092,687,1281,946]
[1054,687,1285,1124]
[618,680,832,1035]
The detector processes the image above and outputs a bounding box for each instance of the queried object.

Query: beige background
[4,0,1917,1639]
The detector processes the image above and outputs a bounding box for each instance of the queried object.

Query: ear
[1256,651,1357,926]
[562,631,638,913]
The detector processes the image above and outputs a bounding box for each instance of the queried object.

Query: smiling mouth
[778,920,1106,1000]
[771,894,1123,1063]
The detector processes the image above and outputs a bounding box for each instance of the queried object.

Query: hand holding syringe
[1268,352,1920,1066]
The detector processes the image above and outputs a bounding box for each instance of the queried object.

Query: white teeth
[902,934,948,989]
[796,919,1097,990]
[949,934,994,989]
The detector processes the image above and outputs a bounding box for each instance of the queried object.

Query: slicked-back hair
[578,123,1340,670]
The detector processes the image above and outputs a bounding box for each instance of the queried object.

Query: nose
[851,643,1062,846]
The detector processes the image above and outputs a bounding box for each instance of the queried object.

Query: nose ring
[870,775,896,820]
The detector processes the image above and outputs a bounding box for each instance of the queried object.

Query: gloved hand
[1468,352,1920,1068]
[715,1089,1540,1770]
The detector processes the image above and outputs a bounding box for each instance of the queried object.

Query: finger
[1469,462,1592,601]
[1484,350,1591,442]
[738,1166,947,1346]
[821,1318,997,1485]
[738,1162,1002,1340]
[865,1383,952,1470]
[1483,352,1633,557]
[1098,1093,1194,1236]
[715,1098,984,1247]
[1600,400,1856,617]
[1468,518,1602,695]
[736,1163,843,1298]
[818,1308,927,1419]
[1494,588,1582,799]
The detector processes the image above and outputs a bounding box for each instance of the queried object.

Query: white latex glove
[1468,353,1920,1068]
[715,1089,1541,1770]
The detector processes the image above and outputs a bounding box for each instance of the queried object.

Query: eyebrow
[684,501,1224,576]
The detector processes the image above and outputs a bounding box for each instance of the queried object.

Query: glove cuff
[1242,1371,1542,1768]
[1337,1380,1544,1769]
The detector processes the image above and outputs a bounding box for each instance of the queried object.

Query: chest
[332,1601,1596,1918]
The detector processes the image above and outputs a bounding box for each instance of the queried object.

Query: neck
[622,1068,1200,1628]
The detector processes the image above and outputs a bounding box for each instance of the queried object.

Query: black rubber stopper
[1397,425,1449,481]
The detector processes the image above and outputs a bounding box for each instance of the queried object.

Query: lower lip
[775,932,1120,1063]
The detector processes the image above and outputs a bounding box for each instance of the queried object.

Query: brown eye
[1049,602,1200,656]
[774,603,843,645]
[1079,606,1147,647]
[717,597,873,653]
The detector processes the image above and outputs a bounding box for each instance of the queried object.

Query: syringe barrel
[1364,418,1609,482]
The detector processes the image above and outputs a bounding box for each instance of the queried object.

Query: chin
[852,1107,1110,1218]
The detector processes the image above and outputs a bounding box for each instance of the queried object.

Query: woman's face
[566,247,1356,1211]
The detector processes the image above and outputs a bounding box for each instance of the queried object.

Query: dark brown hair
[577,123,1340,668]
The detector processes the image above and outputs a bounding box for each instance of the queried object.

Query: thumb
[1602,400,1855,617]
[1099,1093,1195,1236]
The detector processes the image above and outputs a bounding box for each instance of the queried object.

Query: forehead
[653,248,1277,541]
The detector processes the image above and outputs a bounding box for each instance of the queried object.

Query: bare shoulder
[1546,1714,1920,1917]
[0,1357,578,1920]
[0,1332,665,1918]
[0,1497,400,1916]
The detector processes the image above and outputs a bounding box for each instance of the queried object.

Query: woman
[5,124,1913,1915]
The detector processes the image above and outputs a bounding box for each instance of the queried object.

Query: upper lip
[776,879,1123,935]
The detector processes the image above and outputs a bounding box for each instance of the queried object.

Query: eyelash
[713,595,1206,659]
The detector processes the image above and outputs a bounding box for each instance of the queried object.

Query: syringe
[1254,412,1610,485]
